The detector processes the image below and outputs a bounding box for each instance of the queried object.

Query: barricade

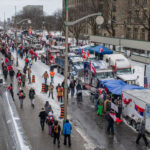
[59,104,64,119]
[32,75,35,83]
[41,84,46,93]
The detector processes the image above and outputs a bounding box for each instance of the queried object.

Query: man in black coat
[39,108,47,131]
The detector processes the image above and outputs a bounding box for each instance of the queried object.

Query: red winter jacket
[5,57,9,63]
[7,65,13,71]
[25,58,29,63]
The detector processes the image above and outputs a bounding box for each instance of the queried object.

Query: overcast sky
[0,0,62,21]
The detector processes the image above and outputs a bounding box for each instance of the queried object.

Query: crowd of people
[0,33,149,148]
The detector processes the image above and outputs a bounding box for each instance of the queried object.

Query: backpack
[54,125,59,134]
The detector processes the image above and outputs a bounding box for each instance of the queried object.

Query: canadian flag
[82,51,90,60]
[109,113,122,123]
[90,62,96,76]
[81,49,84,54]
[99,48,104,53]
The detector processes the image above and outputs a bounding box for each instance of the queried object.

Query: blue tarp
[101,79,144,95]
[89,45,113,55]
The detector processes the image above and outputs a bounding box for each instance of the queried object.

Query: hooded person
[44,101,53,114]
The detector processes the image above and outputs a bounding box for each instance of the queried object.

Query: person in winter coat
[39,108,47,131]
[21,73,26,87]
[9,68,15,80]
[56,84,63,102]
[3,67,8,80]
[47,111,54,136]
[69,80,75,98]
[48,82,54,99]
[25,57,29,67]
[17,88,26,109]
[136,120,148,146]
[29,88,36,108]
[42,71,49,84]
[50,70,55,83]
[63,119,72,147]
[107,110,115,135]
[44,101,53,114]
[23,65,27,74]
[27,67,31,84]
[8,83,14,100]
[76,82,82,101]
[53,120,61,148]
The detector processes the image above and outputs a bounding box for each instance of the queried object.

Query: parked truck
[122,89,150,133]
[87,60,114,88]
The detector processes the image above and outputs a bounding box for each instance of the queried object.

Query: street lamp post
[64,0,103,120]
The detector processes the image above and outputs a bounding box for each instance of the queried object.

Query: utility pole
[64,0,69,120]
[15,6,18,66]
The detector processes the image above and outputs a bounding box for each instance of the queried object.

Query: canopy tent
[101,79,144,95]
[89,45,113,55]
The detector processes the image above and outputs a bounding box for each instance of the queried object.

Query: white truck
[104,54,132,75]
[122,89,150,133]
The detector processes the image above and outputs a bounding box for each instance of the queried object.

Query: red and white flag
[90,62,96,76]
[99,48,104,53]
[114,61,117,73]
[109,113,122,123]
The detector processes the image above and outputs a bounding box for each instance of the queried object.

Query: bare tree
[129,1,150,41]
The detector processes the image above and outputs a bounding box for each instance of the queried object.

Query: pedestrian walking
[44,101,53,114]
[76,82,82,101]
[21,73,26,87]
[9,68,15,80]
[63,119,72,147]
[39,108,47,131]
[17,88,26,109]
[42,71,49,84]
[50,70,55,83]
[53,120,61,148]
[56,84,63,102]
[8,83,14,100]
[25,56,29,67]
[47,111,54,136]
[3,66,8,80]
[27,67,31,84]
[48,82,54,99]
[29,87,36,108]
[69,80,75,98]
[107,110,115,135]
[136,120,148,146]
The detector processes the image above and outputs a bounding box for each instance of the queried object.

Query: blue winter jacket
[63,122,72,135]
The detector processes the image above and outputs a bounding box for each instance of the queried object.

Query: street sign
[96,16,104,25]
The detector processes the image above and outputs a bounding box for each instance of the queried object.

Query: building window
[127,15,132,24]
[143,10,147,22]
[126,28,131,39]
[135,0,139,5]
[128,0,132,8]
[112,5,116,12]
[140,28,145,40]
[143,0,147,5]
[133,28,138,39]
[135,10,139,23]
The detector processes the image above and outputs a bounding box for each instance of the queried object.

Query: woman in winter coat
[56,84,63,102]
[48,83,54,99]
[47,111,54,136]
[29,88,35,108]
